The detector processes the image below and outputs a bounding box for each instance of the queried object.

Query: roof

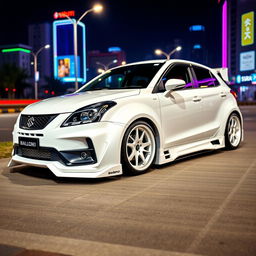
[120,59,213,70]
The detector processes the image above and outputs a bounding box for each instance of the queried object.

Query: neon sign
[1,48,31,54]
[236,74,256,84]
[189,25,205,31]
[222,0,228,68]
[53,10,75,19]
[241,11,254,46]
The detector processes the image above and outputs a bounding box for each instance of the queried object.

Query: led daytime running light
[61,101,116,127]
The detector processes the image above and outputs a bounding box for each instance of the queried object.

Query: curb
[238,102,256,106]
[0,108,24,114]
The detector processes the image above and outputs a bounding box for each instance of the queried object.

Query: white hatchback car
[9,60,243,178]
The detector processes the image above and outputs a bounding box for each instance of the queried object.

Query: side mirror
[165,79,186,91]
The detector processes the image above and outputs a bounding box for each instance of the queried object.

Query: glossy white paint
[9,59,243,178]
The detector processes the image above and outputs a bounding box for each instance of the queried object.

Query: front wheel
[225,113,242,150]
[121,121,156,175]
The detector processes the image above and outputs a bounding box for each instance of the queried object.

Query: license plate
[19,137,39,149]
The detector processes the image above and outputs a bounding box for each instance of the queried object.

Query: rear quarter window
[193,66,220,88]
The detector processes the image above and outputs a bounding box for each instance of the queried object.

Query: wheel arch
[224,110,243,149]
[131,117,161,149]
[120,117,161,174]
[225,109,243,130]
[120,116,161,165]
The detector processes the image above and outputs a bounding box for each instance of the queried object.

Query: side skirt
[156,136,225,165]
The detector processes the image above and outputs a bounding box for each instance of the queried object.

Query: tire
[225,113,242,150]
[121,121,156,175]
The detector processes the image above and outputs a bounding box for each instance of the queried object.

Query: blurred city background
[0,0,255,102]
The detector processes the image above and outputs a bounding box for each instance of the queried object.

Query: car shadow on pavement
[154,149,224,169]
[2,165,121,186]
[2,148,238,186]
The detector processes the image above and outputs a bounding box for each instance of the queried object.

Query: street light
[97,68,105,74]
[63,4,103,91]
[154,46,182,60]
[96,59,118,71]
[31,44,50,99]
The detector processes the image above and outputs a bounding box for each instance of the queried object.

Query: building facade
[189,25,207,65]
[87,48,126,80]
[0,44,32,75]
[28,23,52,85]
[223,0,256,101]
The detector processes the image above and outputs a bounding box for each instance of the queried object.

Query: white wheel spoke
[230,135,234,144]
[233,119,237,128]
[229,119,233,128]
[125,124,156,172]
[127,143,134,149]
[135,128,140,141]
[135,153,139,167]
[128,135,135,142]
[139,130,145,141]
[139,153,146,164]
[128,150,136,161]
[142,141,151,148]
[142,148,150,153]
[231,119,235,128]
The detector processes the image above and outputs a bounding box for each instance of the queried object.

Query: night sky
[0,0,221,65]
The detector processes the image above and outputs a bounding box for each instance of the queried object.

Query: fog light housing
[59,139,97,166]
[60,149,96,165]
[80,151,88,159]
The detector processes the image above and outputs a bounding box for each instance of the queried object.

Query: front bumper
[9,114,125,178]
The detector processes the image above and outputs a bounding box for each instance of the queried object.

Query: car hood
[22,89,140,115]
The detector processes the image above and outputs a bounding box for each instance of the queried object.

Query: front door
[156,63,205,149]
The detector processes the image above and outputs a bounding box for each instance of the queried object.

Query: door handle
[193,96,202,102]
[220,92,227,98]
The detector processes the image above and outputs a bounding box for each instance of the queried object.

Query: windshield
[79,63,164,92]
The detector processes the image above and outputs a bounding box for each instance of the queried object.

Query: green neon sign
[1,48,31,54]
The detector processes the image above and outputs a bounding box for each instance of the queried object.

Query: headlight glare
[61,101,116,127]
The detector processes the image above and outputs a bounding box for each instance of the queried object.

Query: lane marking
[186,159,256,253]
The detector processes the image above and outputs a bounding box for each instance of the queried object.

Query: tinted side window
[158,64,192,91]
[193,66,219,88]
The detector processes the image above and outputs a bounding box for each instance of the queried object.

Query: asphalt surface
[0,106,255,256]
[0,113,19,142]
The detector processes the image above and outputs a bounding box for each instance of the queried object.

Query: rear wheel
[225,113,242,150]
[121,121,156,175]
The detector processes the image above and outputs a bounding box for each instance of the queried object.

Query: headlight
[61,101,116,127]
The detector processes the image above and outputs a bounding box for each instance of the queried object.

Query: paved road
[0,106,255,256]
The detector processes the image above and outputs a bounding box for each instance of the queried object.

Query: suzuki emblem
[27,117,35,128]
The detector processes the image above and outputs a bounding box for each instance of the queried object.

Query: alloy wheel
[125,124,156,171]
[227,115,241,148]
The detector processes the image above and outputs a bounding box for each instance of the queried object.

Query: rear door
[191,65,223,139]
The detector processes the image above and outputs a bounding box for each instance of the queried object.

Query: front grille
[15,146,65,163]
[19,114,58,130]
[14,142,97,166]
[16,147,59,161]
